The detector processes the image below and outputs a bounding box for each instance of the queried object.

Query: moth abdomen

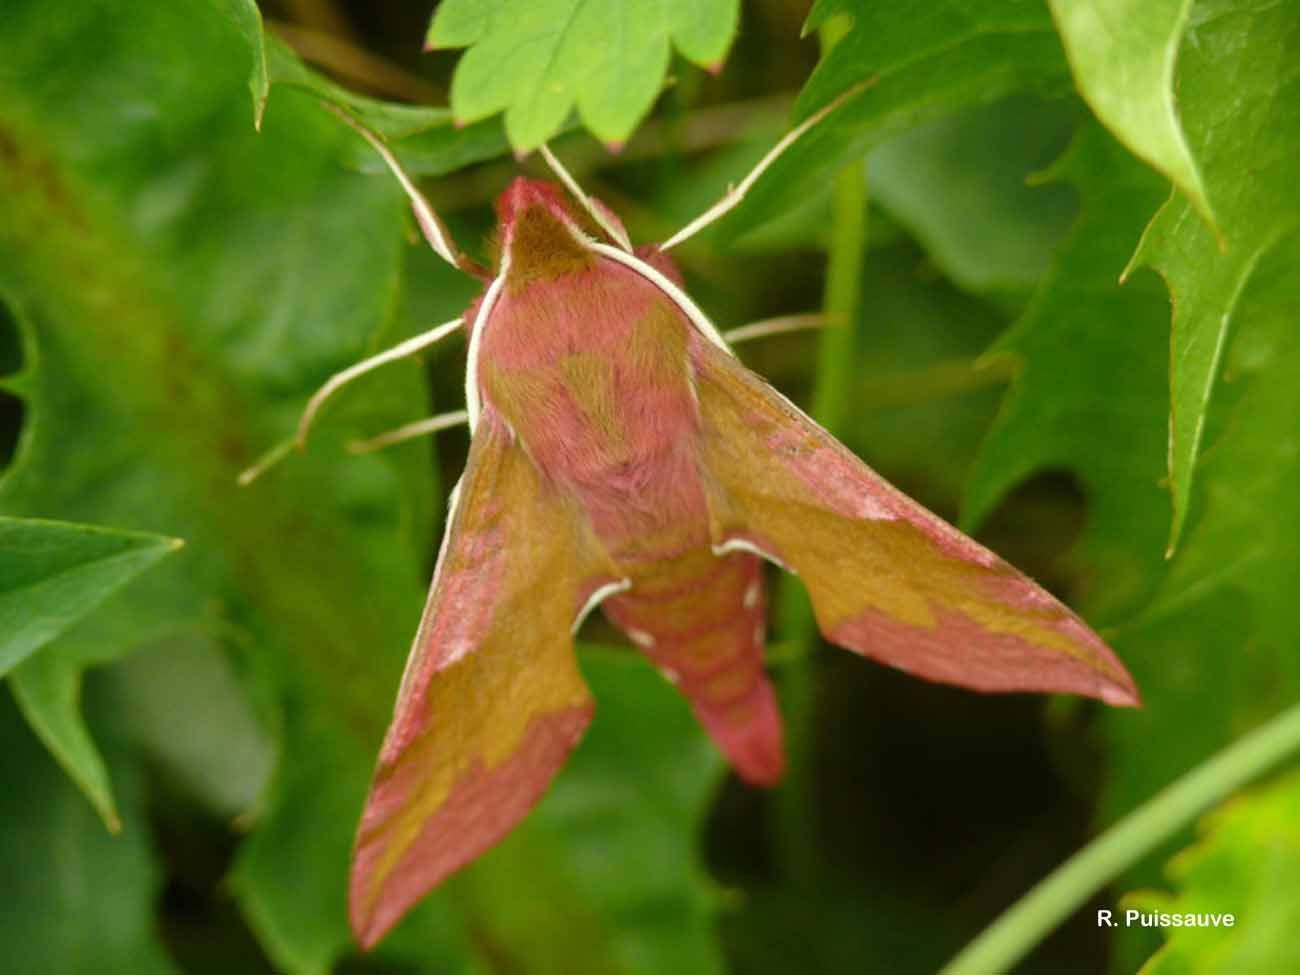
[603,549,784,786]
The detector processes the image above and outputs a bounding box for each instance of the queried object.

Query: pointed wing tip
[347,860,387,951]
[348,894,386,952]
[1097,673,1141,709]
[734,755,786,788]
[348,861,415,952]
[345,702,597,949]
[351,916,385,953]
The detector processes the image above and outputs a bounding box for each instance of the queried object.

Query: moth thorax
[497,179,602,289]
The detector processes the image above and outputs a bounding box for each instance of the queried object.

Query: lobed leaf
[1096,5,1300,962]
[964,119,1171,621]
[1047,0,1213,228]
[1126,0,1300,550]
[0,515,179,678]
[713,0,1073,241]
[428,0,740,151]
[1132,770,1300,973]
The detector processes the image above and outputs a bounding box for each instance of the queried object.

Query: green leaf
[944,700,1300,974]
[1133,770,1300,973]
[263,37,512,176]
[1,2,726,971]
[841,230,1013,508]
[104,633,275,819]
[715,0,1073,241]
[11,648,121,829]
[964,119,1171,620]
[0,693,175,973]
[1106,230,1300,820]
[209,0,269,127]
[1047,0,1213,229]
[1096,6,1300,960]
[0,515,179,677]
[215,4,514,179]
[1126,0,1300,550]
[0,0,451,966]
[867,94,1079,294]
[428,0,740,150]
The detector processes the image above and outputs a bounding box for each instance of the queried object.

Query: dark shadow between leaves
[0,295,27,472]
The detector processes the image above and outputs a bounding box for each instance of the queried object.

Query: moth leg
[321,103,467,270]
[723,313,838,346]
[347,409,470,454]
[539,144,634,252]
[659,80,872,252]
[238,317,463,485]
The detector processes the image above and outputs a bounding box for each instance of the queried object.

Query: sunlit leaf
[429,0,740,150]
[210,0,269,126]
[1097,6,1300,962]
[1047,0,1213,227]
[1132,770,1300,973]
[1127,0,1300,550]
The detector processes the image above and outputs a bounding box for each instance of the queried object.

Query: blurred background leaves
[1,0,1298,972]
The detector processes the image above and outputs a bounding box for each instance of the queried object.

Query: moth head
[494,178,626,281]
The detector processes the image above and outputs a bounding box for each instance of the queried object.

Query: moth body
[270,111,1142,948]
[475,179,784,783]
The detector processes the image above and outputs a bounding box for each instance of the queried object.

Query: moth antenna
[723,313,840,345]
[237,438,295,487]
[237,317,463,486]
[294,317,462,451]
[659,79,873,252]
[347,409,470,454]
[320,102,465,269]
[539,143,634,252]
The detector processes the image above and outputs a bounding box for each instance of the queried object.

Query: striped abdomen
[602,547,784,785]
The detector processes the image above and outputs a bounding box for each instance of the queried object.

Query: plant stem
[772,13,867,886]
[944,699,1300,973]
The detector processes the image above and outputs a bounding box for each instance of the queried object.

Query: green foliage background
[1,0,1297,971]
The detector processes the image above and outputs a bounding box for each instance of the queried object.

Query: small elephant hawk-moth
[240,86,1138,948]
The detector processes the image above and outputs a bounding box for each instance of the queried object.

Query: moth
[242,88,1139,948]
